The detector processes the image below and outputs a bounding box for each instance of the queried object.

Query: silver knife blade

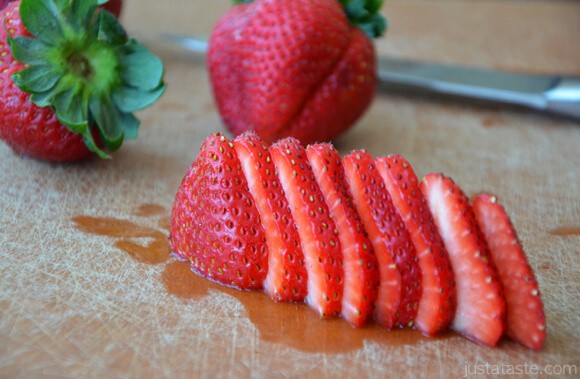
[162,33,580,120]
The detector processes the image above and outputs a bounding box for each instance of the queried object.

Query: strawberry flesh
[376,155,455,335]
[307,143,379,327]
[472,194,546,350]
[233,132,307,302]
[343,151,420,329]
[269,138,344,318]
[170,132,546,349]
[170,133,268,290]
[421,174,505,347]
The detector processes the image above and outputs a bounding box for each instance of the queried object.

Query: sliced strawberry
[306,143,380,327]
[472,194,546,350]
[170,133,268,290]
[269,137,344,318]
[421,174,505,347]
[375,155,456,335]
[233,132,307,302]
[343,150,420,329]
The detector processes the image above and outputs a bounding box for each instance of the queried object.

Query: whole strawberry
[0,0,164,162]
[208,0,386,145]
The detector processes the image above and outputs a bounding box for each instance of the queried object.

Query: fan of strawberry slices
[170,132,546,351]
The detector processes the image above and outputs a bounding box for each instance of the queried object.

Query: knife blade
[162,33,580,120]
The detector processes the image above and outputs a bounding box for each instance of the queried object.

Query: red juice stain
[162,260,211,299]
[158,216,171,231]
[162,258,444,353]
[114,238,170,265]
[549,227,580,236]
[71,214,170,264]
[74,204,454,353]
[538,262,551,271]
[134,203,167,217]
[133,203,171,230]
[481,115,504,128]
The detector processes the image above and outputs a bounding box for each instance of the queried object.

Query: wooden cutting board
[1,0,579,377]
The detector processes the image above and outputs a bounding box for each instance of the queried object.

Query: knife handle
[544,78,580,120]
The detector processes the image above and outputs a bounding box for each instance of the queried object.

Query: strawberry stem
[338,0,387,38]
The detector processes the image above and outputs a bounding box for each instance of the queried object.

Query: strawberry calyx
[7,0,165,158]
[338,0,386,38]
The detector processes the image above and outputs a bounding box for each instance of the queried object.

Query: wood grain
[1,0,579,378]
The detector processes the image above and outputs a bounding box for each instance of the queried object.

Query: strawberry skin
[343,150,421,329]
[207,0,377,145]
[307,143,379,327]
[421,173,505,347]
[102,0,123,17]
[283,26,376,146]
[0,2,91,162]
[170,133,268,290]
[270,137,344,318]
[171,132,547,349]
[375,155,456,335]
[472,194,546,350]
[233,132,307,302]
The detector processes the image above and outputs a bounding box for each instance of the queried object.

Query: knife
[162,33,580,120]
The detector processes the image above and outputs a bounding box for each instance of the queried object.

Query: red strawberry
[375,155,456,335]
[171,132,548,348]
[233,132,307,301]
[0,0,14,11]
[306,143,379,327]
[269,137,344,318]
[0,0,163,162]
[343,150,421,329]
[102,0,123,17]
[472,194,546,350]
[421,173,505,347]
[207,0,385,145]
[170,133,268,290]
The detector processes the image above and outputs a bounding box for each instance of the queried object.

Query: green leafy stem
[338,0,387,38]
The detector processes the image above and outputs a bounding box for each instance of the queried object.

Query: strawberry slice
[343,150,421,329]
[421,174,505,347]
[306,143,380,327]
[269,137,343,318]
[170,133,268,290]
[472,194,546,350]
[375,155,456,335]
[234,132,307,302]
